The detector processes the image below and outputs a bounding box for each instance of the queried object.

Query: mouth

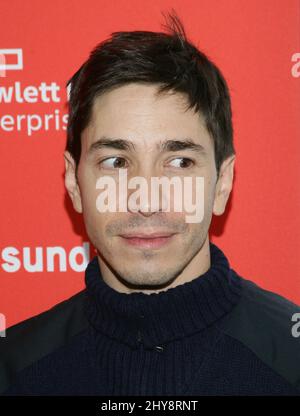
[119,232,177,249]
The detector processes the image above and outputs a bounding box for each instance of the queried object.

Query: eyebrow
[87,136,208,156]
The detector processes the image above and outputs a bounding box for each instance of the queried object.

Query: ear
[213,155,235,216]
[64,151,83,213]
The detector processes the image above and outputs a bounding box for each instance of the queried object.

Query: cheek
[82,193,98,220]
[79,171,100,211]
[79,181,104,232]
[182,176,214,214]
[204,174,217,206]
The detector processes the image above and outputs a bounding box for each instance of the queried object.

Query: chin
[124,266,178,286]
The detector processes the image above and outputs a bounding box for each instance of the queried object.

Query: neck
[84,241,242,349]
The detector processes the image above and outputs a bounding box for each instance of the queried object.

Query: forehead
[82,83,213,152]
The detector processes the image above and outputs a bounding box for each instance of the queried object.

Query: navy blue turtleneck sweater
[1,242,300,395]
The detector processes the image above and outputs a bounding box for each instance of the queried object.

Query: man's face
[65,83,234,290]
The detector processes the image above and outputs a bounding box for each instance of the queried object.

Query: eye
[168,157,194,169]
[98,156,128,169]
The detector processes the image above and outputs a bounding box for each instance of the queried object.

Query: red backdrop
[1,0,300,329]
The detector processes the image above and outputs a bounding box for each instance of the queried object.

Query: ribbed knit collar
[84,241,242,350]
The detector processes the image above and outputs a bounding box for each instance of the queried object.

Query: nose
[127,166,167,217]
[137,200,159,217]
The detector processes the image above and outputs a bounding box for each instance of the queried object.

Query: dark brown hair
[66,9,235,177]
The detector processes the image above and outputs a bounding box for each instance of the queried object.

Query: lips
[119,232,177,249]
[120,232,176,239]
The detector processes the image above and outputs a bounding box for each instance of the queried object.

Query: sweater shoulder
[218,271,300,391]
[0,289,89,394]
